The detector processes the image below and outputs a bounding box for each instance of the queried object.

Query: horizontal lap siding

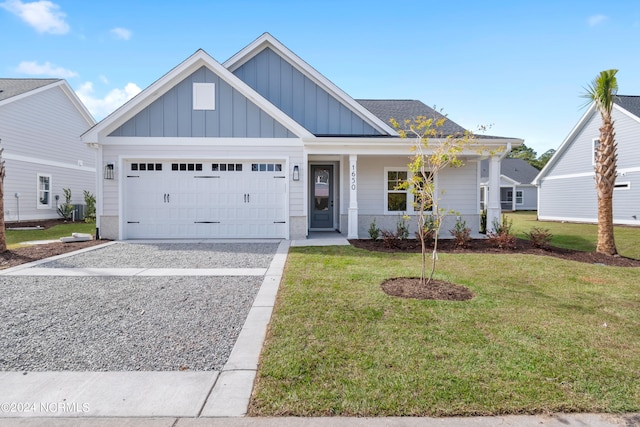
[538,177,597,220]
[3,158,95,221]
[0,86,95,167]
[517,186,537,210]
[350,157,479,215]
[101,144,303,217]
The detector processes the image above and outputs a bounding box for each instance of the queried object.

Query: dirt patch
[350,238,640,268]
[2,219,106,270]
[0,240,108,270]
[381,277,474,301]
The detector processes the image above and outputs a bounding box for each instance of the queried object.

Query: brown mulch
[351,237,640,302]
[1,219,108,270]
[349,238,640,267]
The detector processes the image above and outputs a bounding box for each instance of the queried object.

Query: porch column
[512,184,517,211]
[486,155,502,232]
[348,154,359,239]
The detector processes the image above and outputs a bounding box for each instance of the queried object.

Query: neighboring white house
[82,33,522,240]
[0,79,96,222]
[534,95,640,226]
[480,158,539,211]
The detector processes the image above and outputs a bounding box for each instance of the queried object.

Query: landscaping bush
[368,219,380,241]
[487,214,516,249]
[527,227,553,248]
[449,217,471,248]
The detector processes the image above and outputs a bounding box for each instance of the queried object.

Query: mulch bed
[350,237,640,301]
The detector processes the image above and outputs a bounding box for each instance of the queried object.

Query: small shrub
[487,214,516,249]
[381,229,401,248]
[83,190,96,223]
[479,209,487,234]
[449,217,471,248]
[57,188,73,221]
[396,216,409,240]
[527,227,553,248]
[368,219,380,241]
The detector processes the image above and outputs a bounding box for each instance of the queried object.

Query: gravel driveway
[0,242,279,371]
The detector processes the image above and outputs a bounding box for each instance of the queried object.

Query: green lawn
[251,245,640,416]
[6,222,95,248]
[508,211,639,259]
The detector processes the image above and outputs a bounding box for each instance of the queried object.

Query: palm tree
[583,69,618,256]
[0,142,6,252]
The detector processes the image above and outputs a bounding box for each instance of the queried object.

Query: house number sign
[351,164,357,190]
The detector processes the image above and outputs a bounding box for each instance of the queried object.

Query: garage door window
[252,163,282,172]
[171,163,203,171]
[131,163,163,171]
[212,163,243,172]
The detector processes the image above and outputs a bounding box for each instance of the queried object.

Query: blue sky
[2,0,640,154]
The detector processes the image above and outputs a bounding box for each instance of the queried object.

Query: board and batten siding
[109,66,296,139]
[233,48,382,136]
[539,107,640,224]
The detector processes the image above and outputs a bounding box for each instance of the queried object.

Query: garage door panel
[124,160,287,239]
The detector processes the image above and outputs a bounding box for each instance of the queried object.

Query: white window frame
[384,167,410,214]
[383,167,434,214]
[37,174,52,209]
[516,190,523,205]
[592,138,599,166]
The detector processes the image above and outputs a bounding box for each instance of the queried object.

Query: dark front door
[310,165,333,229]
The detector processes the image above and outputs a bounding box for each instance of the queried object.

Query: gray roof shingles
[0,78,60,102]
[480,158,540,184]
[616,95,640,118]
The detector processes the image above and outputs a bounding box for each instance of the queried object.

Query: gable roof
[82,48,313,141]
[616,95,640,119]
[0,78,61,102]
[534,94,640,185]
[480,158,539,185]
[224,33,398,137]
[0,78,94,126]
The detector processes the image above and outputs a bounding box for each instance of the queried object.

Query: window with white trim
[516,190,523,205]
[384,168,433,213]
[37,174,51,208]
[592,139,600,165]
[386,169,408,212]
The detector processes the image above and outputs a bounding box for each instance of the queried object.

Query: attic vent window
[193,83,215,110]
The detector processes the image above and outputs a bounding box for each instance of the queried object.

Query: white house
[480,158,539,211]
[0,79,96,222]
[82,33,522,240]
[534,95,640,225]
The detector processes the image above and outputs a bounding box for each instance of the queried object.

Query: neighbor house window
[516,190,523,205]
[37,174,51,208]
[592,139,600,165]
[385,169,408,212]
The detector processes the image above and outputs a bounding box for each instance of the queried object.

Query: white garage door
[124,160,287,239]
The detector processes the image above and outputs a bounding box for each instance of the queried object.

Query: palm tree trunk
[594,123,617,255]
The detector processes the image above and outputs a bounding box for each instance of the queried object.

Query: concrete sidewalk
[0,413,636,426]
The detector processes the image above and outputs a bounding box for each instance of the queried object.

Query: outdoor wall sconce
[292,165,300,181]
[104,163,115,180]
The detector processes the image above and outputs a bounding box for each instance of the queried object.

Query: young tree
[583,69,619,256]
[0,141,6,252]
[390,115,478,285]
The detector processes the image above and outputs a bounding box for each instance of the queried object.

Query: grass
[5,222,95,249]
[508,211,640,260]
[251,245,640,416]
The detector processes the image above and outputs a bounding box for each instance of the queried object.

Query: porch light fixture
[104,163,115,180]
[292,165,300,181]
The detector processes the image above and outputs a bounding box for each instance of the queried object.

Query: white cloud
[1,0,69,34]
[16,60,77,77]
[76,81,141,120]
[587,14,608,27]
[110,27,132,40]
